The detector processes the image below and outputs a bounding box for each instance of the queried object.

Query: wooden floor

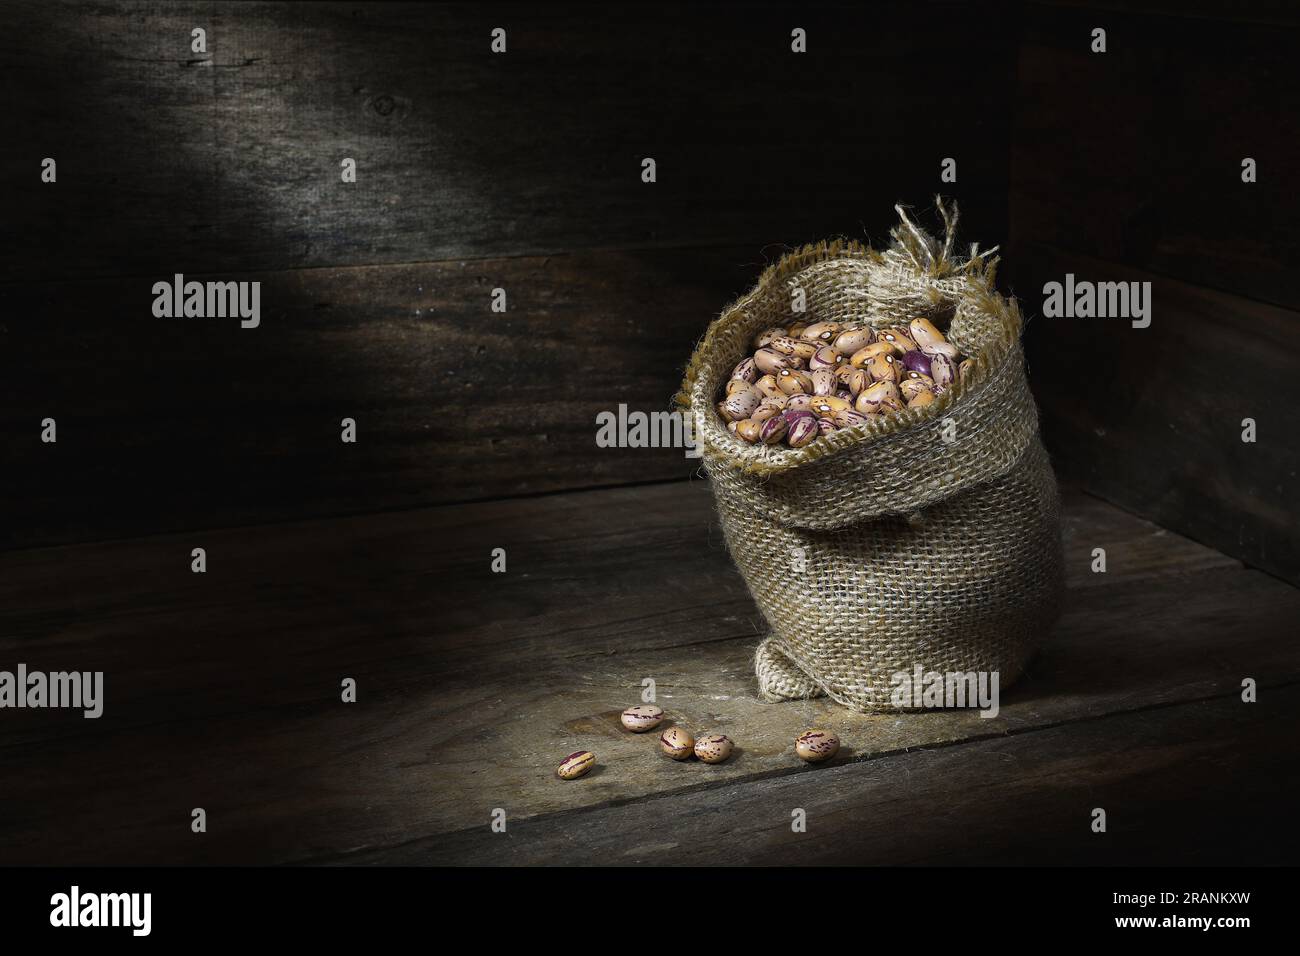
[1,480,1297,865]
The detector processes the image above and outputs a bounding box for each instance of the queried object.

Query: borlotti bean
[693,733,734,764]
[675,199,1066,713]
[557,750,596,779]
[660,726,695,760]
[620,704,665,732]
[794,730,840,763]
[720,316,974,448]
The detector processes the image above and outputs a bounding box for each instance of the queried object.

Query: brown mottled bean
[694,734,734,764]
[855,380,903,414]
[877,326,917,355]
[620,705,665,732]
[799,321,842,343]
[753,327,787,349]
[795,730,839,763]
[865,353,900,383]
[754,374,784,399]
[811,395,851,418]
[759,415,789,444]
[920,341,959,361]
[907,317,946,350]
[929,352,956,388]
[720,385,761,421]
[777,368,814,395]
[787,415,819,447]
[811,368,837,397]
[735,419,762,443]
[907,387,936,408]
[660,727,695,760]
[785,393,814,412]
[809,346,846,372]
[754,347,798,375]
[731,357,759,383]
[833,327,876,355]
[557,750,596,779]
[850,342,896,368]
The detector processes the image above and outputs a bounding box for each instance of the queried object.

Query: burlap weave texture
[676,203,1065,711]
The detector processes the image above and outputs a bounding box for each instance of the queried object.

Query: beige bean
[787,415,819,447]
[754,374,784,399]
[850,342,896,367]
[833,327,875,355]
[759,415,789,445]
[750,400,784,423]
[811,395,851,417]
[841,367,870,396]
[694,734,734,764]
[720,385,761,421]
[557,750,596,779]
[620,705,665,733]
[786,323,809,340]
[907,387,936,408]
[753,327,787,349]
[795,730,840,763]
[877,326,918,355]
[769,335,819,361]
[777,368,814,395]
[724,378,751,397]
[865,353,900,383]
[731,357,759,383]
[809,346,846,372]
[929,352,956,388]
[785,393,814,411]
[907,317,947,350]
[754,347,798,375]
[855,380,903,414]
[660,727,695,760]
[920,341,959,361]
[900,376,934,402]
[832,409,874,429]
[735,419,762,443]
[817,418,835,436]
[799,322,842,343]
[810,368,837,397]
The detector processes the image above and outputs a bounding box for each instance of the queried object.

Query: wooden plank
[1010,4,1300,310]
[1,486,1292,864]
[1,1,1012,281]
[1014,244,1300,585]
[0,246,759,548]
[346,689,1300,865]
[0,482,1238,748]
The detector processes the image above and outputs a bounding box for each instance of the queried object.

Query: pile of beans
[716,317,976,447]
[555,703,841,779]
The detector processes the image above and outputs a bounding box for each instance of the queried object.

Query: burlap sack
[676,200,1064,711]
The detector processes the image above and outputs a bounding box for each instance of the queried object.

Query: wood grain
[1011,3,1300,310]
[0,246,762,548]
[0,481,1238,748]
[1014,243,1300,585]
[2,482,1293,865]
[349,689,1300,866]
[1,1,1012,281]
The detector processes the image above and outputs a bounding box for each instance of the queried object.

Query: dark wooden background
[2,0,1299,870]
[4,1,1294,584]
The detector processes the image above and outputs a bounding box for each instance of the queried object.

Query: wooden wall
[1009,2,1300,584]
[1,1,1015,548]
